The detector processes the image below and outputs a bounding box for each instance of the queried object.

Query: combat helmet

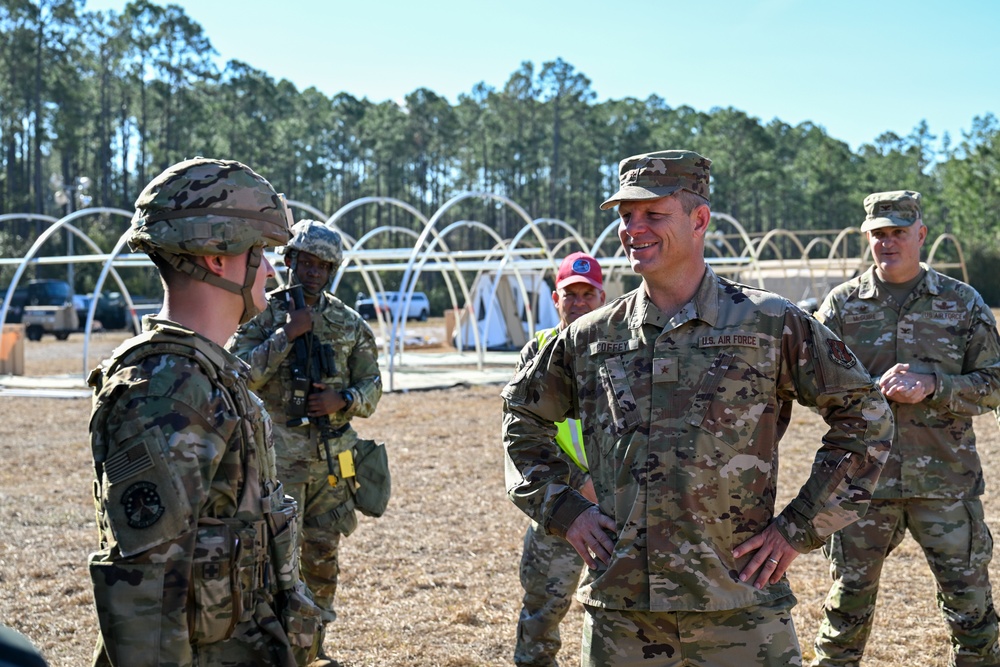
[281,219,344,267]
[129,157,293,323]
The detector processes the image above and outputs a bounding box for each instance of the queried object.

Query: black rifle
[285,279,341,487]
[285,283,313,428]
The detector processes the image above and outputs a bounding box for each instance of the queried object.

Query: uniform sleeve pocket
[103,427,192,558]
[598,357,640,440]
[89,553,165,666]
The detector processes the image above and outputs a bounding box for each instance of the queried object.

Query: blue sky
[83,0,999,154]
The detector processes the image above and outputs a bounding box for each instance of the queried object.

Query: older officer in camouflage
[502,150,894,666]
[88,158,320,667]
[811,191,1000,667]
[515,252,605,667]
[228,220,382,666]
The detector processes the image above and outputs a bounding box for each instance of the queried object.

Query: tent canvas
[456,271,559,351]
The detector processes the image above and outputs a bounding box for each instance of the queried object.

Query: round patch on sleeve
[121,481,166,529]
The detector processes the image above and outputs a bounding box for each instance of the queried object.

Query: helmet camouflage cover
[128,157,292,324]
[282,219,343,267]
[129,157,292,256]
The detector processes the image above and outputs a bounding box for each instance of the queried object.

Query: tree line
[2,0,999,303]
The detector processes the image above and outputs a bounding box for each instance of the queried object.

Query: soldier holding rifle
[229,220,383,667]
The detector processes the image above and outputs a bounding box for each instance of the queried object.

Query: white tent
[456,271,560,351]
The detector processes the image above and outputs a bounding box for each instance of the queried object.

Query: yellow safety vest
[534,328,588,472]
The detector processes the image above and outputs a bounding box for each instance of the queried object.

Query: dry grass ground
[1,325,999,666]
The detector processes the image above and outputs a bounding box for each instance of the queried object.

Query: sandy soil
[1,325,999,666]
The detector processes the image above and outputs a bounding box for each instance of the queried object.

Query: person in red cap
[513,252,605,667]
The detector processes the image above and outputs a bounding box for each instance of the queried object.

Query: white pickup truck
[354,291,430,321]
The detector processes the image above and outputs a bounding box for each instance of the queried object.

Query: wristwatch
[340,389,355,412]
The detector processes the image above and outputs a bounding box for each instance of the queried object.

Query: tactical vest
[534,328,588,471]
[88,325,306,646]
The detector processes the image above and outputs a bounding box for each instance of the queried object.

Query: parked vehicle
[1,285,28,323]
[22,279,79,340]
[354,291,430,321]
[74,291,129,331]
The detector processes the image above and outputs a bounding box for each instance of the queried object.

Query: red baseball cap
[556,252,603,291]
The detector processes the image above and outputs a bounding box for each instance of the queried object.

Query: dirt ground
[1,326,1000,667]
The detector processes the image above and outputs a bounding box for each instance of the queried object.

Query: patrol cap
[601,149,711,210]
[556,252,603,291]
[860,190,922,232]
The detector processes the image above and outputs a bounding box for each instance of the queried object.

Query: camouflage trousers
[283,457,357,626]
[582,595,801,666]
[812,498,1000,667]
[516,519,586,666]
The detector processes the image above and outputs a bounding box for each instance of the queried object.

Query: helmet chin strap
[237,246,263,324]
[158,246,264,324]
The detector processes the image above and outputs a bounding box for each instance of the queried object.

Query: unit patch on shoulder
[827,340,857,369]
[121,481,165,529]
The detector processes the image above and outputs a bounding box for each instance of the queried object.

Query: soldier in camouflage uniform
[502,150,895,666]
[87,157,321,667]
[515,252,606,667]
[228,220,382,666]
[811,191,1000,667]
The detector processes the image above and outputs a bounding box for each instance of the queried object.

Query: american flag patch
[105,441,154,484]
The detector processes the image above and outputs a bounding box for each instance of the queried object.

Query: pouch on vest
[278,581,322,663]
[351,438,391,518]
[189,519,242,645]
[267,492,302,591]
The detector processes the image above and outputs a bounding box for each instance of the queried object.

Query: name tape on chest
[589,338,640,356]
[844,311,885,324]
[698,333,760,348]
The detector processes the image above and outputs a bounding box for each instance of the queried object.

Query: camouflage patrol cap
[129,157,292,257]
[860,190,922,232]
[600,150,712,210]
[281,219,343,267]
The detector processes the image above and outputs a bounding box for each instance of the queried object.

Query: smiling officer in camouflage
[502,150,894,666]
[811,190,1000,667]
